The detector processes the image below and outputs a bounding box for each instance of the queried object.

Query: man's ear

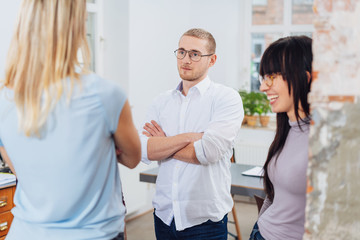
[209,54,217,67]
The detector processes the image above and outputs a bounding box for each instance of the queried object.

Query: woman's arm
[143,120,202,161]
[113,101,141,169]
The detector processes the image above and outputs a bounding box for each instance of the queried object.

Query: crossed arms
[142,120,202,164]
[141,89,244,166]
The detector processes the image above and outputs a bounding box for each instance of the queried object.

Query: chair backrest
[231,152,235,163]
[254,195,265,214]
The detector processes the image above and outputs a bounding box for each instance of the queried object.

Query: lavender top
[258,119,310,240]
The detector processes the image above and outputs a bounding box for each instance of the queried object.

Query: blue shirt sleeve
[0,138,3,147]
[97,78,127,134]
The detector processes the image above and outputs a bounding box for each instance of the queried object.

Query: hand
[142,120,166,137]
[186,132,204,142]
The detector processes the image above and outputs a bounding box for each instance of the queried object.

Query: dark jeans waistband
[249,222,266,240]
[111,232,124,240]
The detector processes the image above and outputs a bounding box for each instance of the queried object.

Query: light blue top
[0,73,127,240]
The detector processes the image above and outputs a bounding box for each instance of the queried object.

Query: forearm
[116,135,141,169]
[147,133,194,160]
[115,125,141,169]
[113,101,141,169]
[172,143,200,164]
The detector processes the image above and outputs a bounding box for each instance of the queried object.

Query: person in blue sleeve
[0,1,141,239]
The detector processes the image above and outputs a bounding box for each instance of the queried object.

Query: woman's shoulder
[80,73,113,86]
[80,73,125,96]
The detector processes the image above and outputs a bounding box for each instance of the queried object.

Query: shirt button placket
[179,96,189,134]
[172,94,190,230]
[172,161,182,229]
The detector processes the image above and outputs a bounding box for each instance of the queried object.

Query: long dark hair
[260,36,313,201]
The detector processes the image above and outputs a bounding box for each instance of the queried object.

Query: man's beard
[179,66,206,81]
[179,73,199,81]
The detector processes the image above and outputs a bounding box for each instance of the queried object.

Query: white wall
[128,0,243,128]
[0,0,249,216]
[101,0,130,92]
[0,0,21,77]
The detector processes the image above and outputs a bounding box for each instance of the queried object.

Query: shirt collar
[288,117,310,132]
[193,76,211,96]
[173,76,211,97]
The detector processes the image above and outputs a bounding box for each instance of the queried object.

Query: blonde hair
[3,0,90,136]
[182,28,216,53]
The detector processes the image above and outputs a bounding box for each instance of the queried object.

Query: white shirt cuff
[194,139,208,165]
[140,135,151,165]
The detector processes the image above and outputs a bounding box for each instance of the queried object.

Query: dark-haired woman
[249,35,312,240]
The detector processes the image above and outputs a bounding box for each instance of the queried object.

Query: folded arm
[114,101,141,169]
[141,89,243,165]
[143,90,243,165]
[172,143,200,164]
[194,90,244,165]
[143,120,202,163]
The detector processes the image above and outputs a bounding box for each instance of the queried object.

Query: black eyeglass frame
[174,49,214,62]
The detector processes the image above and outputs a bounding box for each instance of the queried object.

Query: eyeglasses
[174,49,214,62]
[258,73,281,87]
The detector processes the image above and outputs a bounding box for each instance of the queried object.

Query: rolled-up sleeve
[194,88,244,165]
[139,95,163,165]
[140,134,151,164]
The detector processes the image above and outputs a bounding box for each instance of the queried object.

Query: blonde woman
[0,1,141,240]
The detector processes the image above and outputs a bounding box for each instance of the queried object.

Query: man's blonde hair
[182,28,216,53]
[3,0,90,136]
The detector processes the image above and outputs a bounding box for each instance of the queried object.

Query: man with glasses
[140,28,244,240]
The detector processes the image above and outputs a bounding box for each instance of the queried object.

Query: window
[252,0,283,25]
[250,33,283,91]
[253,0,268,6]
[86,12,96,71]
[85,0,100,73]
[292,0,315,24]
[245,0,314,92]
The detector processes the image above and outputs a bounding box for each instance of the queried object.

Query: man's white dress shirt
[141,77,244,231]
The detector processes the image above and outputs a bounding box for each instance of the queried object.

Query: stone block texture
[305,0,360,239]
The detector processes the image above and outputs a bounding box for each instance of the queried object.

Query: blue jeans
[111,232,124,240]
[154,212,228,240]
[249,222,265,240]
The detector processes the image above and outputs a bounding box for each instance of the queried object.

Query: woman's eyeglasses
[258,73,281,87]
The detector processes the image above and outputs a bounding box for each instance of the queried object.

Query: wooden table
[139,163,265,240]
[0,182,16,240]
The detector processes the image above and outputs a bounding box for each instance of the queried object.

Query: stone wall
[305,0,360,239]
